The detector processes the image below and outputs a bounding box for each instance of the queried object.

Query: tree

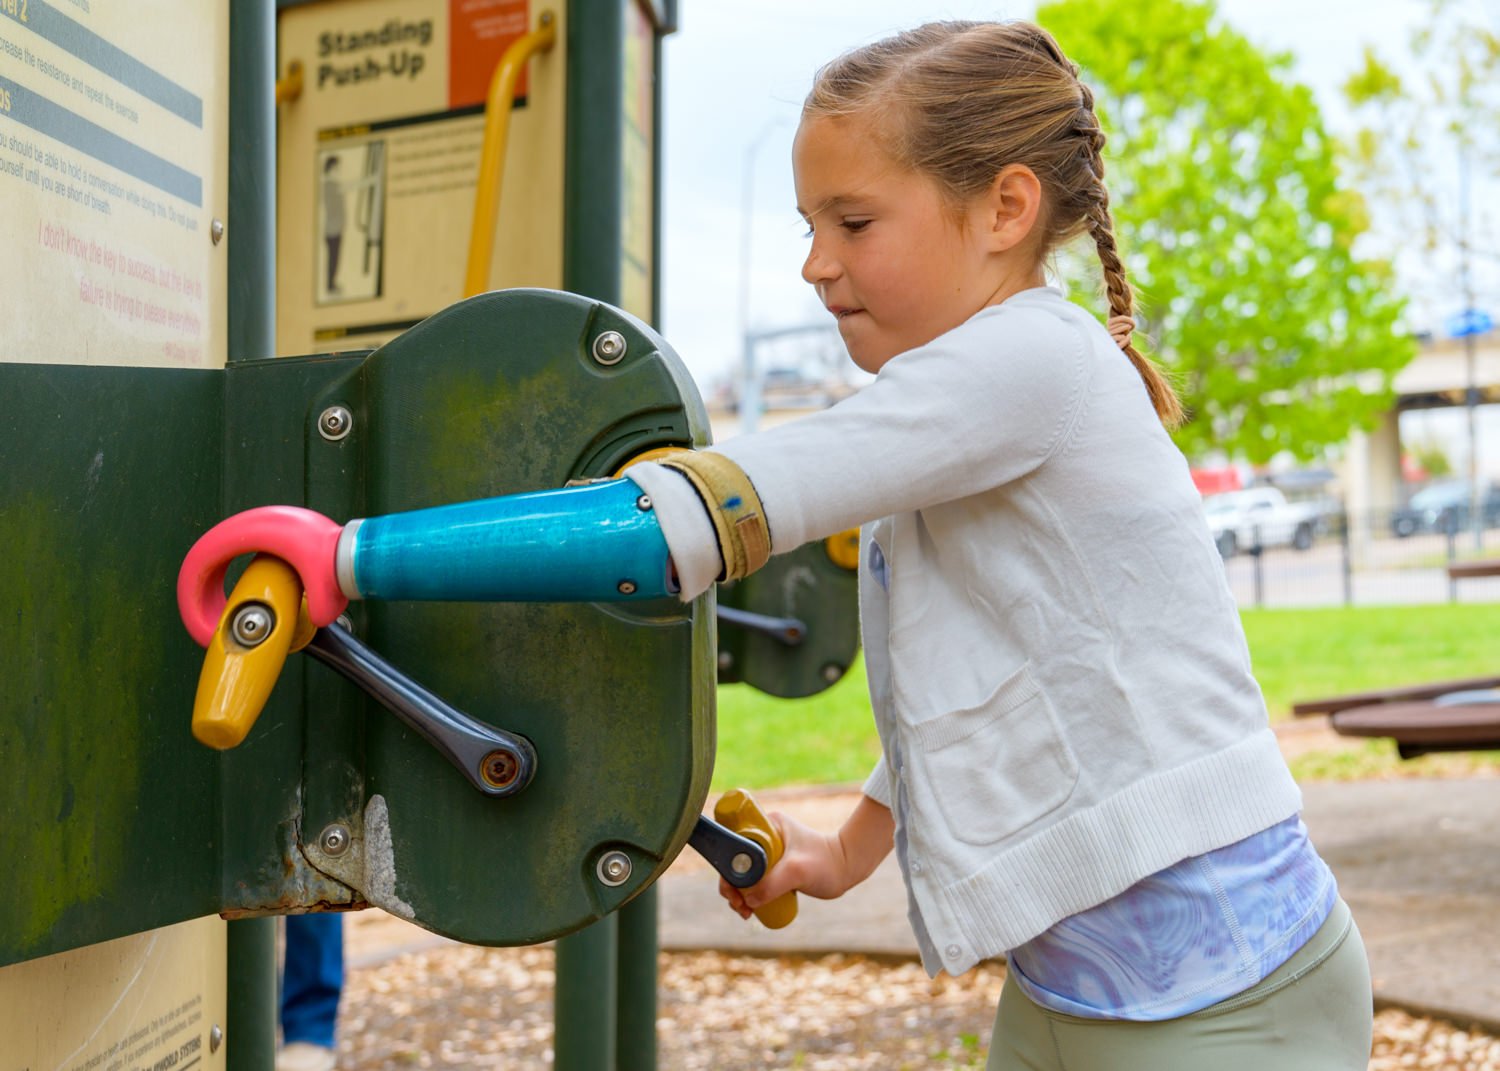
[1342,0,1500,321]
[1038,0,1415,464]
[1409,439,1454,479]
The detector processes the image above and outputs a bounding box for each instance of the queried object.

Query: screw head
[230,604,274,647]
[731,852,753,876]
[319,405,353,441]
[617,579,638,595]
[592,330,627,365]
[596,850,632,887]
[211,219,225,245]
[821,663,843,683]
[318,824,351,857]
[635,494,653,512]
[209,1025,223,1054]
[481,749,521,789]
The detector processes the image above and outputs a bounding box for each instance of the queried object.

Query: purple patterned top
[1006,815,1336,1019]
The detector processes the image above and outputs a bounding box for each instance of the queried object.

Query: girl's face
[793,113,1038,374]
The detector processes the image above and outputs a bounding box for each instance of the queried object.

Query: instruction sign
[0,1,228,368]
[620,0,654,320]
[0,916,228,1071]
[277,0,566,355]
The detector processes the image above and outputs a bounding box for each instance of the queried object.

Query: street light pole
[1460,141,1482,550]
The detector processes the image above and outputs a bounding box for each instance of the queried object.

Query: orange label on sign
[449,0,530,109]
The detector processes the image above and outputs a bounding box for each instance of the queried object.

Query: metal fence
[1218,510,1500,609]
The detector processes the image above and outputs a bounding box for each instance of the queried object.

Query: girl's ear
[978,164,1043,254]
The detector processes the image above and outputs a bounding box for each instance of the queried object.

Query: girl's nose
[801,240,836,286]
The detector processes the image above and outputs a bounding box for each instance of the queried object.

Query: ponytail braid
[1075,85,1184,427]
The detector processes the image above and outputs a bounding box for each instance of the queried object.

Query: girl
[179,19,1374,1070]
[635,20,1375,1070]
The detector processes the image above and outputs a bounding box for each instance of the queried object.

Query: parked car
[1390,479,1500,537]
[1203,487,1322,558]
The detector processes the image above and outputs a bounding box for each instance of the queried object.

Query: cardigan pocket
[910,662,1079,846]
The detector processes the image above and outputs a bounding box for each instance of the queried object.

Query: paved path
[657,777,1500,1032]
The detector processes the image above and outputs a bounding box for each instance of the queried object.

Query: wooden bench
[1288,557,1500,758]
[1447,557,1500,581]
[1323,701,1500,759]
[1292,676,1500,719]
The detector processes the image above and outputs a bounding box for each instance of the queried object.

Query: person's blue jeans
[281,913,344,1048]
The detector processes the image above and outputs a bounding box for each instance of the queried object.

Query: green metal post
[226,4,278,1071]
[562,0,624,302]
[555,913,619,1070]
[557,1,628,1067]
[227,919,279,1071]
[616,11,672,1070]
[615,887,660,1071]
[228,0,277,363]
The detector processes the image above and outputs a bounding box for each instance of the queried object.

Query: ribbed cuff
[862,756,894,808]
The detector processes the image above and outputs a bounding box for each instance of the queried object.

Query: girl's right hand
[718,811,848,920]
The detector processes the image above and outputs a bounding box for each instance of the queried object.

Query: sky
[656,0,1435,395]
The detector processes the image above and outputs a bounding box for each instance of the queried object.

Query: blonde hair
[805,21,1184,427]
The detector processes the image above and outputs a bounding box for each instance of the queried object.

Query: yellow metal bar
[275,60,304,106]
[464,11,558,297]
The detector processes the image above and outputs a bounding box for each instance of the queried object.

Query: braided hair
[805,21,1184,427]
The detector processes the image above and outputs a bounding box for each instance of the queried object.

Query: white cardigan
[627,288,1301,975]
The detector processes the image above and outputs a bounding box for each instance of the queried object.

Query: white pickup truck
[1202,487,1323,558]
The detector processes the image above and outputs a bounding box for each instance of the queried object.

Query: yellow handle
[713,788,798,929]
[463,11,558,297]
[824,528,860,571]
[275,59,304,105]
[191,556,316,750]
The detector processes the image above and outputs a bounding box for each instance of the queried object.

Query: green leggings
[987,898,1373,1070]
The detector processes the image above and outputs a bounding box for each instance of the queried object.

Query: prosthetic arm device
[181,478,667,645]
[340,478,672,603]
[178,453,771,645]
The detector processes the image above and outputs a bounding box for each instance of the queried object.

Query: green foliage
[929,1033,986,1068]
[1409,438,1454,478]
[1036,0,1415,464]
[1341,0,1500,309]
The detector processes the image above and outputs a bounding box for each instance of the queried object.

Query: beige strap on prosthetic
[656,451,771,581]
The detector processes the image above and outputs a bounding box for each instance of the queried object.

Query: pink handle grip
[177,506,349,647]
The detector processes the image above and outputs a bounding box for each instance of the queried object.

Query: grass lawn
[711,602,1500,792]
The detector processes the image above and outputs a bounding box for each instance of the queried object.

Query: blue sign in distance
[1446,308,1494,338]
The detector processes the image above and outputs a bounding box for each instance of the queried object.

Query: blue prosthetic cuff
[340,478,673,602]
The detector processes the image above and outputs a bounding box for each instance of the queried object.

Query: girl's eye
[802,224,814,239]
[842,219,872,233]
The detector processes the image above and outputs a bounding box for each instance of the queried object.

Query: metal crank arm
[306,622,537,798]
[687,815,769,888]
[717,605,807,646]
